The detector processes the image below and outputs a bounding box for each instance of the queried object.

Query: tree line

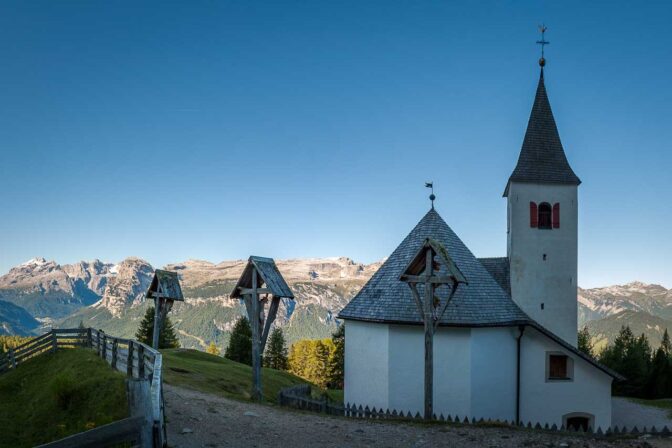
[579,325,672,399]
[219,316,344,389]
[0,335,33,355]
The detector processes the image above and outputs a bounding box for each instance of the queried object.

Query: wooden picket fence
[341,402,672,437]
[0,328,165,448]
[277,384,672,438]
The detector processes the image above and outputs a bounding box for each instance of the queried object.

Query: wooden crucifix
[399,238,467,420]
[146,270,184,350]
[231,256,294,401]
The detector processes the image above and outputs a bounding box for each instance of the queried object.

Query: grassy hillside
[162,348,309,403]
[0,349,128,448]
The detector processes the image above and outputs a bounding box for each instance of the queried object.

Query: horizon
[8,253,671,291]
[1,1,670,289]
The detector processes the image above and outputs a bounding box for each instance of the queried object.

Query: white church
[338,61,622,431]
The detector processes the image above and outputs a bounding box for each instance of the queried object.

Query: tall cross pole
[400,239,467,420]
[537,24,549,67]
[151,288,169,350]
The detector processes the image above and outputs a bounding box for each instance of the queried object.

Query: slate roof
[504,70,581,197]
[338,209,528,327]
[230,256,294,299]
[478,257,510,296]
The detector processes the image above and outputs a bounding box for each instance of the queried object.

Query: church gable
[338,209,528,326]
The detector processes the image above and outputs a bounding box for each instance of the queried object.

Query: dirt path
[164,384,672,448]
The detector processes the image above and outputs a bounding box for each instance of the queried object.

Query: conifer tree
[263,327,288,370]
[577,326,593,357]
[206,342,220,356]
[648,344,672,398]
[661,329,672,356]
[327,324,345,389]
[225,316,252,365]
[135,307,180,349]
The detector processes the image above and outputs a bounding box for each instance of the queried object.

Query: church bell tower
[505,34,581,346]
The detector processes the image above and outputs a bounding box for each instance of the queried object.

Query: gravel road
[612,397,672,431]
[164,385,672,448]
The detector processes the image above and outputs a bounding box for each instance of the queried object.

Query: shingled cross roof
[338,209,528,327]
[147,269,184,302]
[503,70,581,197]
[230,256,294,300]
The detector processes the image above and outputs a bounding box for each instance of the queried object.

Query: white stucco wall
[344,320,389,410]
[470,327,518,421]
[519,327,612,430]
[344,321,612,429]
[387,325,472,417]
[507,182,579,346]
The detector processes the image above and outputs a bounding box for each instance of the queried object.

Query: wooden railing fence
[0,328,165,448]
[278,384,344,416]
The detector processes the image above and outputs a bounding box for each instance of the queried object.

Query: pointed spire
[503,69,581,196]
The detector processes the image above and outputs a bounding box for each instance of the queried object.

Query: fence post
[138,345,145,378]
[87,328,92,348]
[8,348,16,369]
[111,339,118,370]
[127,341,134,377]
[102,334,108,362]
[51,331,57,353]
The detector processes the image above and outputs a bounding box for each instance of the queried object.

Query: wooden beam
[261,296,280,351]
[250,267,263,402]
[423,247,434,421]
[237,287,271,296]
[400,274,454,284]
[408,283,424,316]
[432,281,460,332]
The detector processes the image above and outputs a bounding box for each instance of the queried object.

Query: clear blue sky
[0,1,670,288]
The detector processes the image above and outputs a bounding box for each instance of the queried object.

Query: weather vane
[425,182,435,209]
[537,24,549,67]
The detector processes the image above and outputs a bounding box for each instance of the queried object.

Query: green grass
[628,397,672,418]
[162,348,310,403]
[0,349,129,448]
[325,389,344,403]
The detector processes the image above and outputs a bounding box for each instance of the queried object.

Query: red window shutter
[553,203,560,228]
[530,202,538,228]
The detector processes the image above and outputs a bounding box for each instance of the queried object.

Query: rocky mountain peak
[96,257,154,317]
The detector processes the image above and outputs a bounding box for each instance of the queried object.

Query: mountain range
[1,256,670,352]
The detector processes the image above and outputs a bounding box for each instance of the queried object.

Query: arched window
[562,413,594,432]
[538,203,552,229]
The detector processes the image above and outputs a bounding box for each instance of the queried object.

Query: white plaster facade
[507,182,579,346]
[345,320,613,429]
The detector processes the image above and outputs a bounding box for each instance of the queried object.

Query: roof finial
[536,24,549,69]
[425,182,435,209]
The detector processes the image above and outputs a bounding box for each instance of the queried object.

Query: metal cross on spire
[537,24,549,68]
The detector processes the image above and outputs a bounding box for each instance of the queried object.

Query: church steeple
[503,68,581,197]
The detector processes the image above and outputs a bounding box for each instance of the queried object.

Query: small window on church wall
[553,203,560,228]
[546,353,573,381]
[538,203,552,229]
[529,202,538,227]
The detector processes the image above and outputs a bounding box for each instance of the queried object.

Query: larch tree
[327,324,345,389]
[206,342,220,356]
